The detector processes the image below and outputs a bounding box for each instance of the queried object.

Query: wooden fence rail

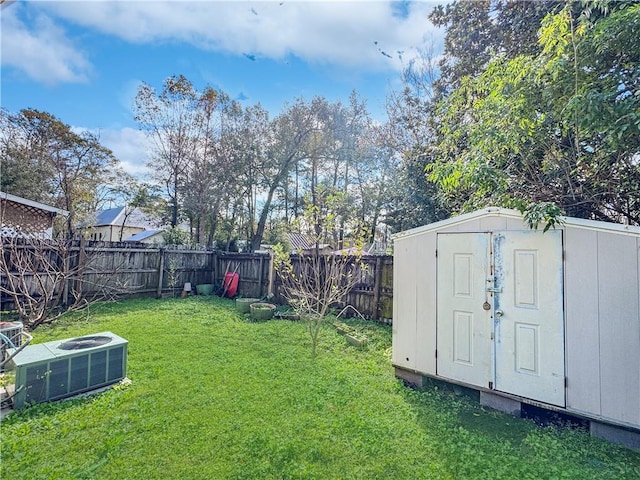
[1,240,394,322]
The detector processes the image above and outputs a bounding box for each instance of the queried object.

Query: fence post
[211,251,217,287]
[63,242,71,306]
[258,255,265,297]
[74,236,87,298]
[267,252,275,298]
[156,247,165,298]
[372,256,383,320]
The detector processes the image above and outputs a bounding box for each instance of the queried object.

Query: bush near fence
[0,240,394,322]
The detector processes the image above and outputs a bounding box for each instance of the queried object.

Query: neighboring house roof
[287,232,313,250]
[92,206,157,229]
[286,232,332,252]
[392,206,640,240]
[124,230,163,242]
[94,207,125,226]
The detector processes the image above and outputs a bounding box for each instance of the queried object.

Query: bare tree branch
[1,236,134,329]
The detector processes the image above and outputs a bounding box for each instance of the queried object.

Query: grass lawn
[1,297,639,479]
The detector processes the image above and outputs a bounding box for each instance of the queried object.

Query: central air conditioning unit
[4,331,128,409]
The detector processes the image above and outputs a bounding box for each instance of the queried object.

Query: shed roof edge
[392,207,640,241]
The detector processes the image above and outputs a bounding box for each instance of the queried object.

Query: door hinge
[489,381,494,389]
[435,249,438,257]
[435,349,438,359]
[564,377,568,388]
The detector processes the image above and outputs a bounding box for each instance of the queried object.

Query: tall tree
[430,0,560,98]
[234,103,273,248]
[383,47,451,231]
[182,87,235,246]
[249,98,326,252]
[0,108,55,202]
[0,108,118,237]
[134,75,200,228]
[329,92,370,248]
[350,124,397,245]
[428,2,640,225]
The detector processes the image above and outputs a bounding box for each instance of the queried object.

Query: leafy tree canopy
[1,108,120,237]
[426,1,640,225]
[430,0,560,98]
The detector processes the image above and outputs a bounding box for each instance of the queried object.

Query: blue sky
[1,1,444,177]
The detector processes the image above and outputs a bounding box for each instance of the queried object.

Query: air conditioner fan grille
[58,336,113,350]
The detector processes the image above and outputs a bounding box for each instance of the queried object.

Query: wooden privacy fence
[1,239,394,322]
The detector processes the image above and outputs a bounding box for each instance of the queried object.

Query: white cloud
[70,124,156,180]
[97,127,153,179]
[68,124,152,177]
[0,3,91,85]
[35,0,443,73]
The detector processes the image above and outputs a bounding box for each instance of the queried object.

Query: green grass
[1,297,639,479]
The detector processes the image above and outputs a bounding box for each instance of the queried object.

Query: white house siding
[90,225,145,242]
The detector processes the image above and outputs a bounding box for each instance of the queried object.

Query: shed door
[436,233,492,387]
[493,230,565,407]
[437,231,565,407]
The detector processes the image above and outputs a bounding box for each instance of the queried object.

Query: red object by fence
[222,272,239,298]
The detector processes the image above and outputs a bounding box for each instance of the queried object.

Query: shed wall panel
[505,217,528,230]
[479,217,508,231]
[441,219,482,232]
[437,217,525,234]
[392,236,418,370]
[563,227,601,415]
[415,232,437,375]
[597,232,640,426]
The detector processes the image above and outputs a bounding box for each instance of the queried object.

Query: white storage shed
[392,207,640,446]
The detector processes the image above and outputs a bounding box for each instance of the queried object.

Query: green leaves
[425,2,640,225]
[272,203,369,358]
[1,108,119,237]
[522,202,566,232]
